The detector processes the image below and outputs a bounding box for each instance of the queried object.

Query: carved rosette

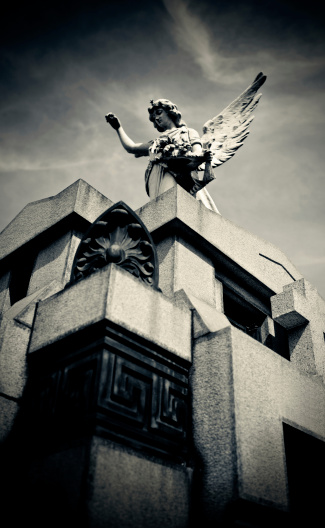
[71,202,158,288]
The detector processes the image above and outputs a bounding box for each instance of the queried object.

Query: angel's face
[152,108,175,132]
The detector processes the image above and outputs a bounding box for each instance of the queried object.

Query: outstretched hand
[105,113,121,130]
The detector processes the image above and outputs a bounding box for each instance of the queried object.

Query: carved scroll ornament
[71,202,159,288]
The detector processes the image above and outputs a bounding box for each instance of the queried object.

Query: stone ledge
[271,280,310,329]
[136,185,303,296]
[0,179,113,261]
[28,264,191,362]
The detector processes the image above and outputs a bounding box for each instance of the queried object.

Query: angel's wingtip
[254,72,267,85]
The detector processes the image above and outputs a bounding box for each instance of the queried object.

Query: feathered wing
[200,72,267,168]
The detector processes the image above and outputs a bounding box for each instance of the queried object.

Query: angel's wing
[201,72,266,168]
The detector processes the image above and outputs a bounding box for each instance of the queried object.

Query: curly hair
[148,99,186,131]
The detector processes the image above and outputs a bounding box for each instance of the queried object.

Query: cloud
[162,0,325,91]
[162,0,269,84]
[162,0,229,83]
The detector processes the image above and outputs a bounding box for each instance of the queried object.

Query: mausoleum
[1,179,324,527]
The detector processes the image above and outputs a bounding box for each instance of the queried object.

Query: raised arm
[105,113,150,157]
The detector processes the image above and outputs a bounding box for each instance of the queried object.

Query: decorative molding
[70,202,159,288]
[26,323,190,461]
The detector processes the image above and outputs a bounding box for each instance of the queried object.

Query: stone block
[156,236,216,306]
[0,280,63,399]
[27,232,81,296]
[0,397,19,443]
[2,279,62,327]
[88,437,190,528]
[230,330,288,509]
[174,289,230,338]
[137,185,303,296]
[0,271,11,315]
[192,327,238,525]
[29,264,191,361]
[4,436,190,528]
[0,179,113,261]
[0,318,30,398]
[214,276,224,312]
[192,324,325,523]
[260,315,275,346]
[271,284,309,329]
[271,279,325,378]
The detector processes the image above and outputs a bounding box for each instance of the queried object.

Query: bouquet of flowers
[152,135,215,195]
[153,135,206,173]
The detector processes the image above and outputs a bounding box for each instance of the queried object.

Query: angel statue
[105,72,266,214]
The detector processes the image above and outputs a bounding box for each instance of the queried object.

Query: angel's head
[148,99,186,132]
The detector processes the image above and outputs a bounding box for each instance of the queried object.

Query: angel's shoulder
[187,127,202,145]
[186,127,199,135]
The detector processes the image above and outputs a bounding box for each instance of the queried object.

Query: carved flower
[154,135,193,160]
[162,144,176,155]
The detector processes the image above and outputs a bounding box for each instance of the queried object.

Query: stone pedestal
[3,264,192,528]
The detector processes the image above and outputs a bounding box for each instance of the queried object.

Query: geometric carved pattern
[70,202,159,289]
[104,354,152,425]
[152,377,187,434]
[59,357,99,416]
[26,322,189,462]
[99,353,188,446]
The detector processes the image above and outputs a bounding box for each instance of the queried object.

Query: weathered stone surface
[0,319,30,398]
[5,436,190,528]
[231,330,289,508]
[271,279,325,378]
[0,280,63,398]
[156,236,216,306]
[0,397,19,443]
[260,315,275,346]
[174,289,230,338]
[2,280,62,327]
[88,437,190,528]
[27,232,81,296]
[192,325,325,522]
[0,179,113,261]
[137,185,303,296]
[0,271,11,315]
[271,280,310,329]
[29,264,191,361]
[214,277,224,312]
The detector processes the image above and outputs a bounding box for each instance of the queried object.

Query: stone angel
[105,72,266,214]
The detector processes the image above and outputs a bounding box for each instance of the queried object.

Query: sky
[1,0,325,298]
